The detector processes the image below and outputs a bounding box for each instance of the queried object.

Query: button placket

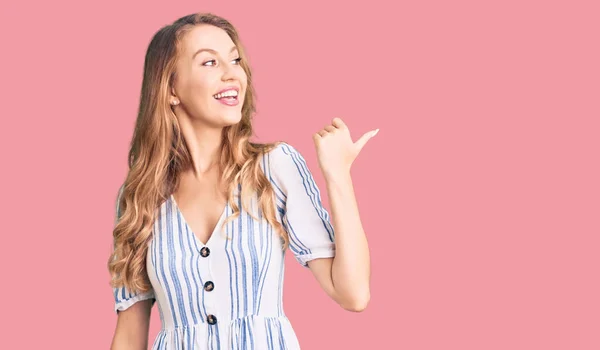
[199,244,218,325]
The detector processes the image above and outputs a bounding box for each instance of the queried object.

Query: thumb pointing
[355,128,379,152]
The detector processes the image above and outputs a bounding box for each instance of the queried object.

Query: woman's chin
[220,112,243,126]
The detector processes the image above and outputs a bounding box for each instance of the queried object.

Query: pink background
[2,0,598,349]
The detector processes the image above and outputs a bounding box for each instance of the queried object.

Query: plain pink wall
[2,0,598,349]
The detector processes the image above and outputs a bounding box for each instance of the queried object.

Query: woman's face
[171,24,247,128]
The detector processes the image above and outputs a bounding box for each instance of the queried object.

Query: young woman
[109,12,376,350]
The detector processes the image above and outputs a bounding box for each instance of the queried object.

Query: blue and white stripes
[112,142,335,349]
[269,143,336,267]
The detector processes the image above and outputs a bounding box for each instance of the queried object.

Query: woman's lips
[216,96,239,106]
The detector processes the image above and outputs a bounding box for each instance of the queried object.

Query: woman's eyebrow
[192,46,238,59]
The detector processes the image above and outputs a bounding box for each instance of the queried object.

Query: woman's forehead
[181,25,236,57]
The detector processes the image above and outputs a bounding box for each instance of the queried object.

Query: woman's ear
[169,86,180,106]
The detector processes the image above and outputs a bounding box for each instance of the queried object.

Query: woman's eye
[202,58,241,66]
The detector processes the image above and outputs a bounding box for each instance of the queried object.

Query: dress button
[207,314,217,325]
[200,247,210,257]
[204,281,214,292]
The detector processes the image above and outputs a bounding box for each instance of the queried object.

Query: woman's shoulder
[261,141,316,185]
[263,141,305,163]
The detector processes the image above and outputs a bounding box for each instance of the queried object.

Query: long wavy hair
[108,13,288,295]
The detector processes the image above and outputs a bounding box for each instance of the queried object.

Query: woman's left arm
[307,117,379,312]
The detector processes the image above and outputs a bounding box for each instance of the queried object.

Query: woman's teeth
[214,90,238,99]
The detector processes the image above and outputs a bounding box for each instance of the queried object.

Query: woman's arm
[110,299,153,350]
[307,117,378,312]
[308,172,371,312]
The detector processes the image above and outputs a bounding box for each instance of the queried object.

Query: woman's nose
[221,61,240,81]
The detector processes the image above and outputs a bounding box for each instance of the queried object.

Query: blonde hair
[108,13,287,295]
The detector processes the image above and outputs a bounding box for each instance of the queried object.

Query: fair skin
[307,118,378,312]
[111,300,153,350]
[112,23,376,349]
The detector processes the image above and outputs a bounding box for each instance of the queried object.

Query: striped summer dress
[112,142,336,350]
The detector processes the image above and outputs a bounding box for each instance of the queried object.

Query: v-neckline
[170,194,228,247]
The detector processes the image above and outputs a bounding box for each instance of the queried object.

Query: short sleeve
[113,284,155,313]
[268,143,336,267]
[112,185,155,313]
